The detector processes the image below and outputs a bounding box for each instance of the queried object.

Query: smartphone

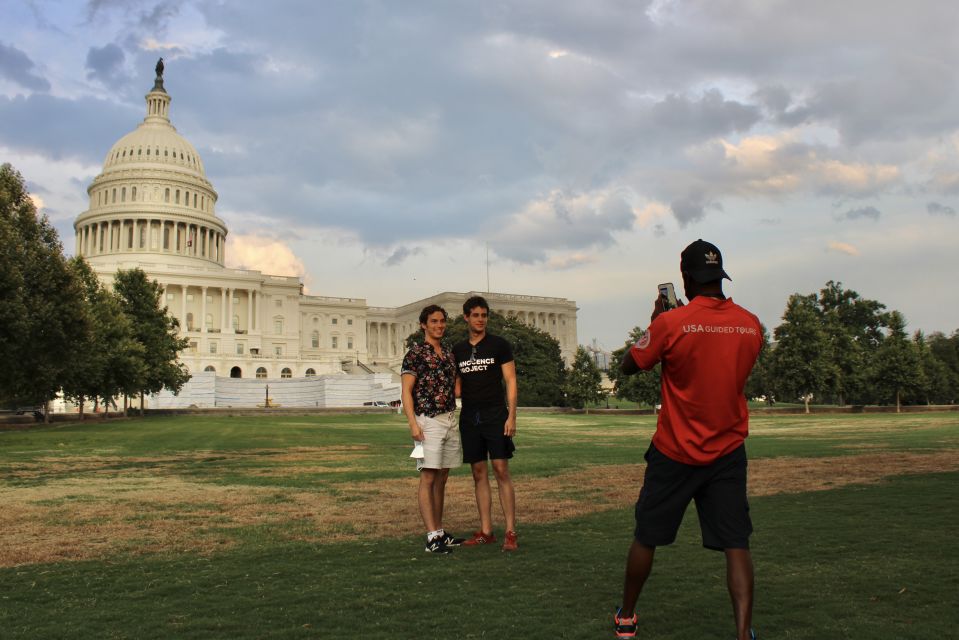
[658,282,678,310]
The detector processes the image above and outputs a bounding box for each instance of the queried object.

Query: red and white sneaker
[614,608,637,639]
[462,530,497,546]
[501,530,518,551]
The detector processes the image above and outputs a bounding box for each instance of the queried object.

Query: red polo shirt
[630,296,762,465]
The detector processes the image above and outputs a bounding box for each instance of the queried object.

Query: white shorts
[416,412,462,471]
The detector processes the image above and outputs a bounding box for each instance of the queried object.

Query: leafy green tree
[818,281,887,404]
[608,327,662,409]
[911,331,952,405]
[871,311,922,412]
[63,257,145,418]
[564,346,604,411]
[927,331,959,404]
[404,310,566,407]
[744,323,774,404]
[770,293,834,413]
[113,268,190,413]
[0,163,88,420]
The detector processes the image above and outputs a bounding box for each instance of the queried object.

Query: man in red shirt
[614,240,762,640]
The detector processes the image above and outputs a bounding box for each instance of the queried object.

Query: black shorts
[459,405,515,464]
[633,443,752,551]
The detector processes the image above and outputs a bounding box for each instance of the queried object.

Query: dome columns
[75,216,227,266]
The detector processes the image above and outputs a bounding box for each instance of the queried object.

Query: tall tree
[564,345,604,411]
[63,257,145,418]
[0,163,88,419]
[609,327,662,410]
[911,331,952,405]
[871,311,922,412]
[770,293,834,413]
[404,310,567,407]
[817,281,888,404]
[113,268,190,413]
[744,323,774,404]
[927,331,959,404]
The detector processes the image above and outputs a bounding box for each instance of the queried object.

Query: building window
[206,295,213,303]
[186,313,194,331]
[281,368,292,379]
[233,296,239,304]
[347,337,353,349]
[189,341,198,353]
[233,315,240,331]
[274,318,283,334]
[311,331,319,348]
[186,294,194,302]
[236,342,244,355]
[204,366,215,372]
[274,345,283,356]
[121,187,126,202]
[347,318,353,326]
[166,293,174,301]
[331,336,338,349]
[164,188,170,203]
[205,314,213,330]
[209,342,217,354]
[275,299,282,308]
[332,318,338,325]
[256,367,267,379]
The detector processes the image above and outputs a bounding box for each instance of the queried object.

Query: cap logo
[637,330,651,350]
[704,250,719,265]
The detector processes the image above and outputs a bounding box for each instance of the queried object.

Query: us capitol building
[72,66,578,388]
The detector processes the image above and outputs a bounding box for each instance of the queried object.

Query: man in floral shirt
[401,304,464,554]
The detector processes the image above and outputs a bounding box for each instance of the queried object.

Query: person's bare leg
[725,548,754,640]
[491,459,516,532]
[432,468,450,527]
[470,461,493,534]
[418,469,439,532]
[620,540,656,617]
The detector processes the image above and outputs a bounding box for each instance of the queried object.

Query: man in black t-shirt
[453,296,519,551]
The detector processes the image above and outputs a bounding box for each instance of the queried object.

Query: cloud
[927,202,956,217]
[0,42,50,91]
[827,241,860,256]
[840,206,881,221]
[545,252,597,270]
[225,234,307,280]
[490,189,635,263]
[384,246,424,267]
[85,43,127,87]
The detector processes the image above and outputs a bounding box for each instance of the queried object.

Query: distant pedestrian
[614,240,763,640]
[401,305,464,554]
[453,296,519,551]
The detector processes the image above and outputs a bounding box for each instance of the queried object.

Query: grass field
[1,412,958,639]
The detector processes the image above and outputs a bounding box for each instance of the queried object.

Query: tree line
[0,163,189,421]
[609,281,959,412]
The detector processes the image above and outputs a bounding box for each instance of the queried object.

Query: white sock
[427,529,443,540]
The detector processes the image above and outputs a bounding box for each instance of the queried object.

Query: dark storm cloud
[840,206,881,222]
[927,202,956,217]
[0,42,51,92]
[384,246,424,267]
[0,93,138,162]
[86,43,127,87]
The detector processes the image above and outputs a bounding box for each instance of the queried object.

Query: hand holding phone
[657,282,678,310]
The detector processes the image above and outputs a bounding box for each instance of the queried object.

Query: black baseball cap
[680,239,731,283]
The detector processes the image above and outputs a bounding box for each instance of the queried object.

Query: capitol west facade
[73,72,578,382]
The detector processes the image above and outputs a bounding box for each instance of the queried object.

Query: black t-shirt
[453,333,514,409]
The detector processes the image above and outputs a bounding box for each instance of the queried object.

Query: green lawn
[1,412,957,639]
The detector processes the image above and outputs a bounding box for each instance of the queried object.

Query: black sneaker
[442,532,466,547]
[425,535,452,554]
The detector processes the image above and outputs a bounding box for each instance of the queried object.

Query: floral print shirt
[401,342,456,417]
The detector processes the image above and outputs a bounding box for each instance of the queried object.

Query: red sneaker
[462,530,497,546]
[614,608,637,638]
[502,530,518,551]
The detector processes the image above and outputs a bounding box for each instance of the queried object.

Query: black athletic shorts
[459,405,515,464]
[633,443,752,551]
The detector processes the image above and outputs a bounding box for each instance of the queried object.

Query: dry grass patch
[2,450,957,567]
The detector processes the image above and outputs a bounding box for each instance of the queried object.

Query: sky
[2,0,958,351]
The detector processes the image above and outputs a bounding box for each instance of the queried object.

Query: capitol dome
[74,65,227,268]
